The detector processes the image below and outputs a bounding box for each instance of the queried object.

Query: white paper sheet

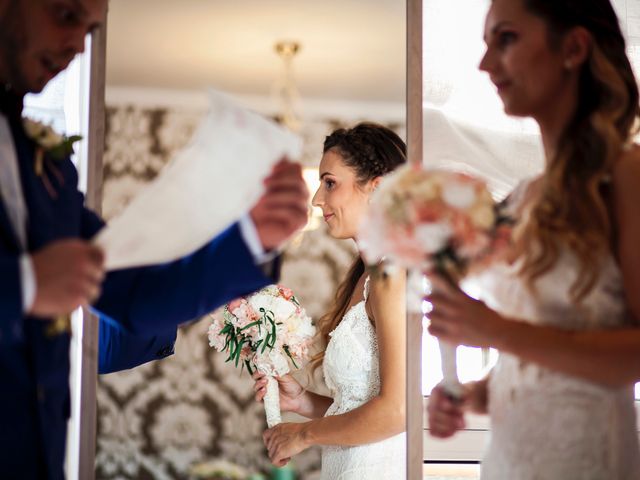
[94,90,302,270]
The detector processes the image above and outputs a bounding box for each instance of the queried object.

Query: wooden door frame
[406,0,423,478]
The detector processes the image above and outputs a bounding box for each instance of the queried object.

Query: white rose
[250,294,296,322]
[288,314,315,338]
[442,181,477,210]
[255,350,290,377]
[23,119,46,138]
[469,204,496,230]
[414,222,452,253]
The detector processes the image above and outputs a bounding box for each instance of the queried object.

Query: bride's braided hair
[311,123,406,370]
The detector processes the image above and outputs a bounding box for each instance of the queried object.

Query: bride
[427,0,640,478]
[253,123,407,479]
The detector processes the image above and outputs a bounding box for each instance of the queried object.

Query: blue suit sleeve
[98,317,177,374]
[92,221,274,335]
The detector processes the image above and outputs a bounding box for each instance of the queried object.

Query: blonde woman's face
[478,0,571,119]
[311,149,376,241]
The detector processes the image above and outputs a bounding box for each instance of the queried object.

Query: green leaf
[245,360,254,376]
[239,320,261,332]
[283,345,298,369]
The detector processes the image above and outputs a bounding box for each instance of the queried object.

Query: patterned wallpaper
[95,102,403,480]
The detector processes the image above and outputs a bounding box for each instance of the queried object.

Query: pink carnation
[278,286,294,301]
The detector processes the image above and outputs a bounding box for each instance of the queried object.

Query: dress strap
[363,275,371,302]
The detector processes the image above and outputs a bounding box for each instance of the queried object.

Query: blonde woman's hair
[514,0,640,300]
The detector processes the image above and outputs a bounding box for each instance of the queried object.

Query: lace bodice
[323,278,380,416]
[475,179,640,479]
[320,277,405,479]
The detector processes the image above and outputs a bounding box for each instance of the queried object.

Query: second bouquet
[208,285,315,427]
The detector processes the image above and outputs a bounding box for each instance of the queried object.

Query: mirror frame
[78,3,422,478]
[406,0,423,478]
[72,19,107,480]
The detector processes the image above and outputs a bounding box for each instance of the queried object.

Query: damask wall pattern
[95,102,403,480]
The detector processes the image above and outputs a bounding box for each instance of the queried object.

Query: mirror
[95,1,406,479]
[419,0,640,478]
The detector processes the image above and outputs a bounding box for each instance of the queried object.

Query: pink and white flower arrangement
[359,164,511,279]
[207,285,315,427]
[358,164,512,398]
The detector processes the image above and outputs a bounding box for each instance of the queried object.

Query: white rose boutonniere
[23,117,82,169]
[22,118,82,198]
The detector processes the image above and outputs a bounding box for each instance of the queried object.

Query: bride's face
[312,149,377,240]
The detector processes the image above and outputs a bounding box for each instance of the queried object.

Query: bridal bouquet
[359,164,510,276]
[208,285,315,427]
[358,164,511,396]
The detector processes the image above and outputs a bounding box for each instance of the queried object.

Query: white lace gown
[476,186,640,479]
[320,278,406,479]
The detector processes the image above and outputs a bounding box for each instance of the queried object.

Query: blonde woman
[427,0,640,478]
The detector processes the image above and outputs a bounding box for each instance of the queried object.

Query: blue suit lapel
[0,196,22,252]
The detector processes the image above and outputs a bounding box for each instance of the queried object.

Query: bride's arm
[294,268,406,446]
[290,391,334,419]
[428,151,640,388]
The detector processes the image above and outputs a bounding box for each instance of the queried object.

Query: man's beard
[0,0,34,94]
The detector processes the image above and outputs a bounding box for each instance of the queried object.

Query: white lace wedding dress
[476,181,640,479]
[320,277,406,479]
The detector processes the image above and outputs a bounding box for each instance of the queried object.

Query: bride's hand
[263,422,311,467]
[427,384,466,438]
[426,274,504,348]
[427,380,488,438]
[253,373,304,413]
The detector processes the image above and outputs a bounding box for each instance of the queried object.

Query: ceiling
[105,0,406,103]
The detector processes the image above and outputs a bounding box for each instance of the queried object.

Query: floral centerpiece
[358,164,512,397]
[208,285,315,427]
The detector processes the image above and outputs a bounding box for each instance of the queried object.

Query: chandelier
[273,40,302,132]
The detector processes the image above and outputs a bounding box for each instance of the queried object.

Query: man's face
[0,0,108,94]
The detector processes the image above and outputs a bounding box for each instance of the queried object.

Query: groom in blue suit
[0,0,309,478]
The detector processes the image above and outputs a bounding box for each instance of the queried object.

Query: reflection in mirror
[421,0,640,478]
[96,1,405,479]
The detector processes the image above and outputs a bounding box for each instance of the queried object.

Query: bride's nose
[312,187,323,207]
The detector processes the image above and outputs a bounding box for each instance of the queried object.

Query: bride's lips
[323,213,334,222]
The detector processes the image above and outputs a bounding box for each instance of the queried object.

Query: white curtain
[422,0,640,199]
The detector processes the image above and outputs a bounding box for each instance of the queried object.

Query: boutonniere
[22,118,82,197]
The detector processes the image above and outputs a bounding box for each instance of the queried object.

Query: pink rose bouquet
[208,285,315,427]
[359,164,511,278]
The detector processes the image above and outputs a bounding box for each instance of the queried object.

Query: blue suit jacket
[0,106,274,479]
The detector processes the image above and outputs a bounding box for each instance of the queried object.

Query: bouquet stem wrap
[438,341,463,399]
[264,375,282,428]
[432,268,463,400]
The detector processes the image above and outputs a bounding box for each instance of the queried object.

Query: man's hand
[29,240,105,318]
[250,160,309,251]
